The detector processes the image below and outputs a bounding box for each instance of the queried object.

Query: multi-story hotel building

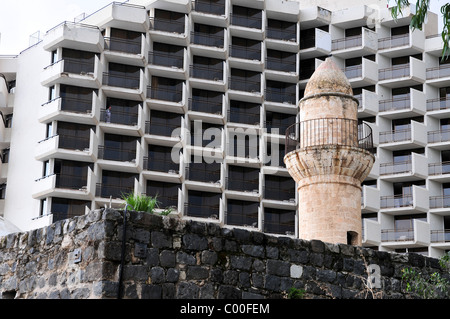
[0,0,448,258]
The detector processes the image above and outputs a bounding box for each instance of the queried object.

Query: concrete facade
[0,0,449,258]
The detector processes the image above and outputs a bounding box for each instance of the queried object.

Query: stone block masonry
[0,208,448,299]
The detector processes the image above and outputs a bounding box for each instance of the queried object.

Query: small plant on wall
[121,192,172,216]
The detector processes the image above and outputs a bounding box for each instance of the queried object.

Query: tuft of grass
[122,192,159,214]
[121,192,174,216]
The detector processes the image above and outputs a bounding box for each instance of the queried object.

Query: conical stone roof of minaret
[303,57,353,98]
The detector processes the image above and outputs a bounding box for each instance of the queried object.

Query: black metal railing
[230,45,261,61]
[149,18,185,34]
[266,57,296,73]
[184,202,219,218]
[192,0,225,15]
[188,98,222,115]
[56,173,87,190]
[230,13,262,29]
[191,31,224,48]
[103,73,140,89]
[145,120,181,137]
[148,51,184,69]
[143,156,179,173]
[147,85,183,103]
[98,145,137,162]
[285,118,374,155]
[100,108,139,126]
[104,37,142,55]
[190,65,223,81]
[228,77,260,93]
[96,183,134,199]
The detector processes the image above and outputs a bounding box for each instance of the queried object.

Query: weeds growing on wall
[121,192,172,216]
[401,253,450,299]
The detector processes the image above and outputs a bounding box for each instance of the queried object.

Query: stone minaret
[284,58,375,246]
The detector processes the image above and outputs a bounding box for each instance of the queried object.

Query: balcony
[102,69,146,100]
[380,185,429,214]
[143,155,183,184]
[229,7,263,40]
[0,75,12,112]
[148,45,186,80]
[332,27,378,59]
[146,79,186,113]
[190,28,226,59]
[428,129,450,151]
[426,63,450,87]
[265,51,298,82]
[229,42,263,72]
[362,218,381,246]
[83,2,149,33]
[32,169,95,201]
[431,229,450,249]
[299,6,331,30]
[379,153,428,182]
[378,29,425,58]
[361,185,380,213]
[41,56,101,88]
[355,89,378,118]
[228,70,262,102]
[43,21,104,53]
[192,0,226,16]
[378,57,425,88]
[97,141,143,173]
[185,162,223,192]
[100,104,146,137]
[299,28,331,59]
[188,97,224,123]
[381,219,430,248]
[430,195,450,211]
[96,177,139,202]
[35,130,98,162]
[104,35,148,67]
[378,121,427,150]
[343,58,378,87]
[190,61,225,91]
[427,96,450,119]
[378,89,426,119]
[39,93,101,125]
[428,161,450,183]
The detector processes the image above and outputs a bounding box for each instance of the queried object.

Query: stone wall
[0,208,448,299]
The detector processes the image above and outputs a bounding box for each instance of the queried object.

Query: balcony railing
[228,77,260,93]
[230,14,262,29]
[100,108,138,126]
[379,126,411,144]
[431,229,450,242]
[429,161,450,176]
[378,33,410,50]
[98,145,136,162]
[56,173,87,190]
[380,194,413,209]
[428,129,450,144]
[193,0,225,15]
[184,202,219,218]
[379,63,410,81]
[149,18,185,34]
[332,34,363,51]
[58,134,90,151]
[189,98,222,115]
[190,65,223,81]
[227,109,260,125]
[147,86,183,103]
[185,164,221,183]
[430,195,450,209]
[266,57,296,73]
[103,73,140,89]
[148,51,184,69]
[285,118,374,154]
[226,177,259,193]
[230,45,261,61]
[344,64,362,79]
[426,63,450,80]
[45,58,95,75]
[379,94,411,112]
[380,160,412,176]
[143,156,179,173]
[265,88,296,105]
[104,37,142,55]
[266,27,296,42]
[191,31,224,48]
[145,120,180,137]
[263,186,295,202]
[427,97,450,112]
[381,228,414,242]
[96,183,134,199]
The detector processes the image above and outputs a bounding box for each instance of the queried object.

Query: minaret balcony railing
[285,118,374,155]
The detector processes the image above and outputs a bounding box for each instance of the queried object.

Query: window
[54,160,91,190]
[147,145,179,173]
[57,121,94,150]
[186,190,220,218]
[153,9,185,34]
[102,133,138,162]
[227,165,259,192]
[104,98,139,125]
[149,76,184,102]
[226,199,258,227]
[51,198,91,222]
[264,207,295,235]
[61,48,96,74]
[267,19,296,41]
[148,110,182,136]
[231,5,262,29]
[146,180,180,208]
[60,85,95,113]
[264,174,295,201]
[191,89,223,114]
[100,170,138,199]
[229,100,260,125]
[151,43,184,68]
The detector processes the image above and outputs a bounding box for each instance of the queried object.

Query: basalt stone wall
[0,208,448,299]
